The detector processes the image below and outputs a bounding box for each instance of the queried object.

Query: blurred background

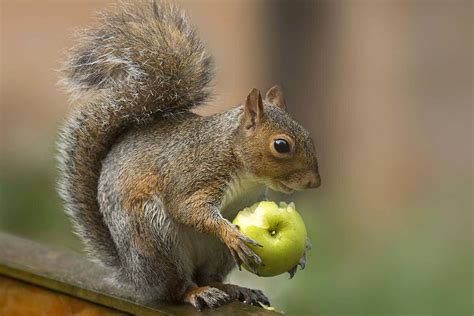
[1,0,472,314]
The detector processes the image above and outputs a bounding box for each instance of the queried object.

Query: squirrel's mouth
[273,181,295,194]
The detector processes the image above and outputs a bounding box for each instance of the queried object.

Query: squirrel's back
[57,1,214,266]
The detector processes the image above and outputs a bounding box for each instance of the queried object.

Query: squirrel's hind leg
[190,242,271,307]
[100,194,195,303]
[205,282,270,307]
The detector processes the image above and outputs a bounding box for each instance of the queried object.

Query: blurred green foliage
[0,162,81,251]
[279,187,471,314]
[0,162,472,315]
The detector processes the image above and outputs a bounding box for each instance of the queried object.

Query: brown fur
[120,172,160,212]
[57,0,213,267]
[57,0,320,310]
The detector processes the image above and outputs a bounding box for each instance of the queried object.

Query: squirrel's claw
[239,234,263,248]
[229,249,242,271]
[234,225,263,247]
[227,224,264,273]
[297,252,307,270]
[230,246,261,274]
[288,238,311,278]
[209,283,270,307]
[287,254,306,279]
[184,286,231,311]
[239,243,262,273]
[287,258,303,279]
[288,265,298,279]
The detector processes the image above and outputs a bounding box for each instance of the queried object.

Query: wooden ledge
[0,232,280,315]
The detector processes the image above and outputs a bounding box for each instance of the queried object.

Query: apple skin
[232,201,308,277]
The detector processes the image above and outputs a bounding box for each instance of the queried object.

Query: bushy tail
[57,0,213,266]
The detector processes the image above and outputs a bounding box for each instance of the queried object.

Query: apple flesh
[232,201,308,277]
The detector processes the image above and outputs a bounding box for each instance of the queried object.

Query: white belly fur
[220,173,266,221]
[174,173,266,272]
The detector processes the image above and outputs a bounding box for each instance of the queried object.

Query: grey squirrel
[57,0,320,310]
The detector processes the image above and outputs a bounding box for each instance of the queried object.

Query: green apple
[232,201,308,277]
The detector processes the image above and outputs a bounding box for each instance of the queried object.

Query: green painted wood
[0,232,280,315]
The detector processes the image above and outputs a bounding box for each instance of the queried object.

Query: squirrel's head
[234,86,321,194]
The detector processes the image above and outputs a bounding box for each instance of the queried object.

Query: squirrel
[57,0,320,310]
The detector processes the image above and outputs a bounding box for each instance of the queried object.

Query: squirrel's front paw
[224,225,263,273]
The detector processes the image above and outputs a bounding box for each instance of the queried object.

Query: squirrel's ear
[243,88,264,131]
[265,85,286,111]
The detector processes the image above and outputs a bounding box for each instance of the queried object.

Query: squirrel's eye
[274,139,290,153]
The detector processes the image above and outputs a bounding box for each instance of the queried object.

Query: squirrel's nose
[305,172,321,189]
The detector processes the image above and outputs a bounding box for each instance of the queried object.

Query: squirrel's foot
[182,286,231,311]
[209,283,270,307]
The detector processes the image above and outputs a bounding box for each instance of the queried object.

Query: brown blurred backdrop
[1,0,472,315]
